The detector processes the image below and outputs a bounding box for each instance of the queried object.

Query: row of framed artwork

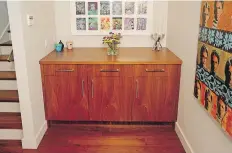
[76,17,147,31]
[71,0,153,35]
[75,1,148,16]
[194,77,232,137]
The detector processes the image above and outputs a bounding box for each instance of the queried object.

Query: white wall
[7,1,56,149]
[0,1,10,43]
[167,1,232,153]
[54,1,168,47]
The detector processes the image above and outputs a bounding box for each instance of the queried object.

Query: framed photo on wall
[70,0,154,35]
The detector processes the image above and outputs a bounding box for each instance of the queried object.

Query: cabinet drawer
[42,65,86,76]
[89,65,121,77]
[135,65,168,76]
[89,65,135,77]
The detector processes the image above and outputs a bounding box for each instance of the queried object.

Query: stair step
[0,90,19,102]
[0,41,12,46]
[0,71,16,80]
[0,55,8,61]
[0,62,15,71]
[0,102,20,113]
[0,140,21,146]
[0,113,22,129]
[0,130,23,140]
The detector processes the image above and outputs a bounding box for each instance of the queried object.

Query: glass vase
[107,48,118,56]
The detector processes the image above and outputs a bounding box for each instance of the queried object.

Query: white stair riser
[0,80,17,90]
[0,103,20,112]
[0,129,22,140]
[0,62,15,71]
[0,46,12,55]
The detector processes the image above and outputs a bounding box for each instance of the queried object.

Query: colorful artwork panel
[112,1,122,15]
[195,1,232,138]
[76,18,86,30]
[197,42,230,81]
[112,17,122,30]
[200,1,232,31]
[101,17,110,30]
[137,1,147,15]
[137,18,147,30]
[88,2,98,15]
[88,17,98,30]
[124,18,134,30]
[100,1,110,15]
[125,2,135,15]
[76,1,85,15]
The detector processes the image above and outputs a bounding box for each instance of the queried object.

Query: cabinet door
[132,76,154,121]
[88,65,133,121]
[89,76,121,121]
[132,65,180,122]
[43,65,89,120]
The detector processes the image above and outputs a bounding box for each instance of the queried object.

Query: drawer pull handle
[136,79,139,98]
[145,69,165,72]
[100,69,120,72]
[91,79,94,98]
[82,80,84,97]
[56,69,74,72]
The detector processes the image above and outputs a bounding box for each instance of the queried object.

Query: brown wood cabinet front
[88,65,133,121]
[132,65,180,122]
[41,64,180,122]
[42,65,89,121]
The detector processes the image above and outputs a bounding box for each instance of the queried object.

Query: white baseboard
[0,80,17,90]
[35,121,47,147]
[22,121,47,149]
[0,102,20,112]
[175,122,195,153]
[0,129,23,140]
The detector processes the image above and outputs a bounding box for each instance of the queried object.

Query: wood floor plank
[0,71,16,80]
[0,124,185,153]
[0,90,19,102]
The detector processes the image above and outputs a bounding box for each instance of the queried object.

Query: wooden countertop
[39,47,182,65]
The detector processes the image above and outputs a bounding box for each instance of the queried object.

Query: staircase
[0,40,22,145]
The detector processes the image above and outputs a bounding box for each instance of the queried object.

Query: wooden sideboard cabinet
[40,48,182,123]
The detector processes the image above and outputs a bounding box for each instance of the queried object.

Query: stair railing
[0,22,14,62]
[7,50,14,62]
[0,22,10,41]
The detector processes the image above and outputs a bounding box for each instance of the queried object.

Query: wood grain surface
[0,112,22,129]
[39,48,182,65]
[43,65,89,120]
[0,90,19,102]
[0,71,16,80]
[1,124,185,153]
[41,64,181,122]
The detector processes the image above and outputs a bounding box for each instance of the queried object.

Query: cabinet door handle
[145,69,165,72]
[100,69,120,72]
[56,69,74,72]
[91,79,94,98]
[136,79,139,98]
[82,80,84,97]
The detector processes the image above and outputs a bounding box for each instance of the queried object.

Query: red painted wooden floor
[0,124,185,153]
